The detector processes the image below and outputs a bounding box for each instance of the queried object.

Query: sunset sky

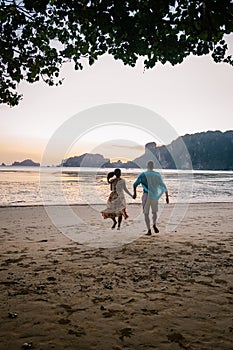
[1,34,233,165]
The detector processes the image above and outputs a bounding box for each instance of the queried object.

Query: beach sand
[0,203,233,350]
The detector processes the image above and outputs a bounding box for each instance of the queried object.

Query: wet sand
[0,203,233,350]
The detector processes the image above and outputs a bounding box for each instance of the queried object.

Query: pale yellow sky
[64,125,158,162]
[1,34,233,165]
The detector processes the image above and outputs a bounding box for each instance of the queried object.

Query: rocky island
[12,159,40,167]
[62,130,233,170]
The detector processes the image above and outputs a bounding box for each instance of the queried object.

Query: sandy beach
[0,203,233,350]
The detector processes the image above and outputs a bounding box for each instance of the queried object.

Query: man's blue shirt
[133,170,167,200]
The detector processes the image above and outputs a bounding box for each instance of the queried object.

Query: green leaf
[80,42,89,55]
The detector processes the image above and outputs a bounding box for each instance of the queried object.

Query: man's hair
[147,161,154,170]
[114,168,121,177]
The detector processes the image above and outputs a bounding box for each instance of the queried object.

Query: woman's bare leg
[112,218,117,229]
[117,215,122,230]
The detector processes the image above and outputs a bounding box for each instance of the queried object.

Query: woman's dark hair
[114,168,121,178]
[107,169,121,183]
[107,171,115,182]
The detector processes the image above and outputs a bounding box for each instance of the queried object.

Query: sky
[1,34,233,165]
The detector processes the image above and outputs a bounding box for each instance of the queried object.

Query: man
[133,161,169,235]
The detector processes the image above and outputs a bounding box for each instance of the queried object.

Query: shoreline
[0,200,233,208]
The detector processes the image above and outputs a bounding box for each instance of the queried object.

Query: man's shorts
[142,192,158,214]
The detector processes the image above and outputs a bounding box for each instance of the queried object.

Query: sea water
[0,166,232,206]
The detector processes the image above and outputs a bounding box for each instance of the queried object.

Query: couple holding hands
[101,161,169,236]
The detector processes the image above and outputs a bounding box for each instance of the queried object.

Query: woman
[101,168,133,230]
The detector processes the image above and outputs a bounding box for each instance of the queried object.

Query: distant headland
[2,130,233,170]
[11,159,40,167]
[61,130,233,170]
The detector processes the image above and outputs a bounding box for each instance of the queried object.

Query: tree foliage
[1,0,233,106]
